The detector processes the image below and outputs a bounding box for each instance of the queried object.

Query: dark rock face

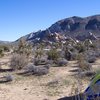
[16,15,100,43]
[85,18,100,30]
[49,16,84,33]
[76,32,98,41]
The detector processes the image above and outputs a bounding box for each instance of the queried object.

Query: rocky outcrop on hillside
[16,15,100,43]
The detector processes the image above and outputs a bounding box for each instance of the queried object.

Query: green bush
[47,48,59,61]
[0,45,10,52]
[74,43,85,53]
[0,48,4,57]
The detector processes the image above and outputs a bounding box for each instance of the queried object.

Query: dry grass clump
[22,63,49,76]
[10,54,28,70]
[46,78,70,96]
[77,53,92,71]
[34,58,47,66]
[56,58,68,66]
[0,48,4,57]
[84,50,97,63]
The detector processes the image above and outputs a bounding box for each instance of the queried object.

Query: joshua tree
[34,49,43,60]
[83,39,93,50]
[74,42,85,53]
[14,38,32,57]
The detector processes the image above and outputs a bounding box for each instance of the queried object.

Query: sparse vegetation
[77,53,92,71]
[0,45,10,57]
[47,48,59,61]
[10,54,28,70]
[0,33,100,100]
[74,42,85,53]
[57,58,68,66]
[22,63,49,76]
[34,58,47,65]
[0,48,4,57]
[0,38,98,100]
[0,45,10,52]
[14,38,32,57]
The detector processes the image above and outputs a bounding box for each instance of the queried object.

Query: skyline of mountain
[1,14,100,43]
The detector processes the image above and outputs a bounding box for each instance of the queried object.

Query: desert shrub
[24,63,49,76]
[35,66,49,76]
[0,48,3,54]
[47,48,59,61]
[71,52,78,60]
[81,70,95,77]
[34,59,40,66]
[89,43,96,49]
[0,48,4,57]
[23,63,36,72]
[0,74,13,83]
[59,51,65,58]
[34,58,47,66]
[63,46,78,61]
[74,43,85,53]
[46,60,54,65]
[14,39,32,57]
[34,49,43,59]
[64,46,78,60]
[47,79,59,87]
[77,54,92,71]
[57,58,68,66]
[0,45,10,52]
[95,50,100,57]
[10,54,28,70]
[86,56,96,63]
[3,46,10,52]
[43,64,51,69]
[64,49,72,60]
[65,50,78,61]
[79,60,92,71]
[84,50,96,63]
[4,74,14,82]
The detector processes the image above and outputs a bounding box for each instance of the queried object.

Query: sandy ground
[0,55,99,100]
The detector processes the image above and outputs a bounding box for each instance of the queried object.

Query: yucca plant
[14,38,32,57]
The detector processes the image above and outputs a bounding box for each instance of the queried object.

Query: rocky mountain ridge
[26,15,100,42]
[1,14,100,44]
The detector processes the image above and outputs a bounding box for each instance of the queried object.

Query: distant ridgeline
[4,14,100,44]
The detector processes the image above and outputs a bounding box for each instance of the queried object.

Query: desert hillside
[0,38,100,100]
[0,55,99,100]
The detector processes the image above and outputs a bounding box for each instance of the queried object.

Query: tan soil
[0,56,99,100]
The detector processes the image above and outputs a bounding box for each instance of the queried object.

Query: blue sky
[0,0,100,41]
